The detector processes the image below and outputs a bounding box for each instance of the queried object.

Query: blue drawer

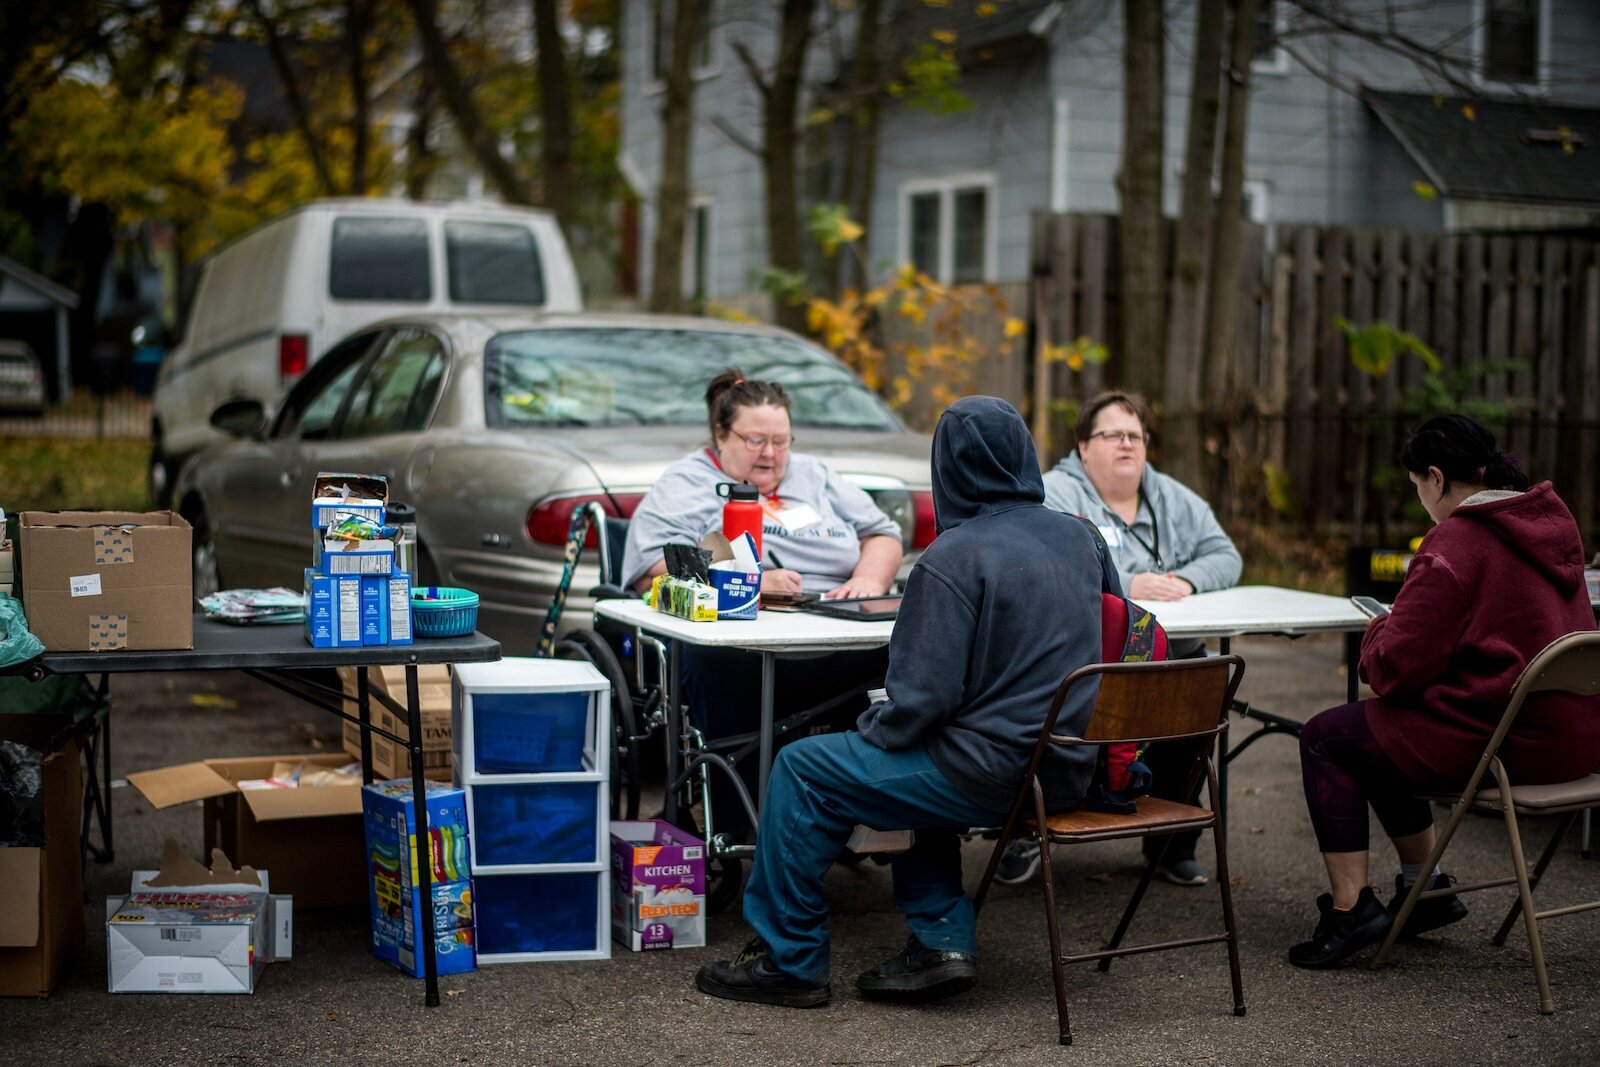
[469,781,600,867]
[474,871,601,957]
[470,690,592,773]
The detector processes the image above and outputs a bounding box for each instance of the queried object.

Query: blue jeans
[742,731,1006,984]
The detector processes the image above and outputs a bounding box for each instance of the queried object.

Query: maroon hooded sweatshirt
[1361,481,1599,786]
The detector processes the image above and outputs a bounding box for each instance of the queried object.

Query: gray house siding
[619,0,1600,301]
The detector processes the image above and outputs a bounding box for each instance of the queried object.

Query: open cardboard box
[0,719,84,997]
[107,841,292,994]
[127,753,366,908]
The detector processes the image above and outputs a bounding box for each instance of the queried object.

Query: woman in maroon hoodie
[1289,414,1599,969]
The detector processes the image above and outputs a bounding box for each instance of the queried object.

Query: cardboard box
[107,842,292,994]
[339,665,452,781]
[127,754,366,908]
[609,820,706,951]
[385,574,413,645]
[18,510,193,651]
[310,472,388,529]
[320,536,395,576]
[362,781,475,977]
[305,570,361,648]
[0,722,84,997]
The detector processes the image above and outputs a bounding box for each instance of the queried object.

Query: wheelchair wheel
[707,855,744,915]
[555,631,641,821]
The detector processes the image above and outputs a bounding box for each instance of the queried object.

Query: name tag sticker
[70,573,103,598]
[1096,524,1123,548]
[773,503,822,532]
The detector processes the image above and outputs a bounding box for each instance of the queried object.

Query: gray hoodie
[1041,451,1241,604]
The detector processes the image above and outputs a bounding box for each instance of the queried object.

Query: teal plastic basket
[410,586,480,638]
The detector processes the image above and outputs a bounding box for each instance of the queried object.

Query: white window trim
[645,0,719,94]
[1050,99,1070,213]
[896,172,998,285]
[1472,0,1551,93]
[683,195,715,301]
[1253,0,1290,76]
[1242,178,1270,224]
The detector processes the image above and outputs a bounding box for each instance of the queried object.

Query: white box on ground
[106,843,292,994]
[846,825,914,853]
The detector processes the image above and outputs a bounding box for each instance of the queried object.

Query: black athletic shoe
[1389,873,1469,940]
[856,935,979,1001]
[695,938,831,1008]
[1287,887,1393,969]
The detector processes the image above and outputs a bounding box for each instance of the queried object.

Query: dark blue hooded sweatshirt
[856,396,1113,814]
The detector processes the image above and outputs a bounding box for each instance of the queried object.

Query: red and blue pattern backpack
[1073,515,1169,813]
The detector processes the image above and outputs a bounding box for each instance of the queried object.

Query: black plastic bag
[0,739,45,847]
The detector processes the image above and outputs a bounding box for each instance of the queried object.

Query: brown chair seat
[1038,796,1215,838]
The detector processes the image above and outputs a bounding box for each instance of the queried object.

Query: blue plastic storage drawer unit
[473,870,610,963]
[451,659,609,776]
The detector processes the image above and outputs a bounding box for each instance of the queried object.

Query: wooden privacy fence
[1028,212,1600,547]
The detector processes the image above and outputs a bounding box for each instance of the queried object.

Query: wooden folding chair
[1372,630,1600,1014]
[974,655,1247,1046]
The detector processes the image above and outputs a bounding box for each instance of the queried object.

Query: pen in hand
[768,550,785,570]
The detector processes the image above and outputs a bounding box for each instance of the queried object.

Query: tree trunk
[647,0,708,313]
[1202,0,1259,504]
[401,0,534,205]
[345,0,373,195]
[532,0,574,239]
[1117,0,1166,401]
[824,0,881,296]
[405,62,438,199]
[246,0,338,195]
[1160,0,1226,486]
[763,0,818,334]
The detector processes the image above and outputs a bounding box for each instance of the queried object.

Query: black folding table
[23,615,500,1006]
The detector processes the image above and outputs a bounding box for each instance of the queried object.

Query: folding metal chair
[974,654,1247,1045]
[1372,629,1600,1014]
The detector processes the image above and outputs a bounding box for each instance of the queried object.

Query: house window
[683,199,713,305]
[1481,0,1542,85]
[1253,0,1288,74]
[900,175,995,285]
[653,0,713,82]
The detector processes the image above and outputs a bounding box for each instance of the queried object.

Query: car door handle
[279,469,297,488]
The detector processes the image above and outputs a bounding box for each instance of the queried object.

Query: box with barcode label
[609,820,705,951]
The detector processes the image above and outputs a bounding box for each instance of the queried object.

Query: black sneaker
[1287,887,1393,969]
[856,935,979,1001]
[993,839,1042,885]
[696,937,831,1008]
[1389,873,1469,940]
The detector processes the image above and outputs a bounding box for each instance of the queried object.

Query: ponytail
[1399,413,1529,493]
[705,366,791,443]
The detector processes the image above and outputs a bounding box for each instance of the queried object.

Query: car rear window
[329,217,431,301]
[483,329,899,431]
[446,221,546,305]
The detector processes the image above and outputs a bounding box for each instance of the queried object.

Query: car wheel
[189,507,221,599]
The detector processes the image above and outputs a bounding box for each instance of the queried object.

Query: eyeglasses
[727,429,794,452]
[1088,429,1150,447]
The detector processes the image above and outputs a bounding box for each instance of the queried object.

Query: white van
[149,198,581,503]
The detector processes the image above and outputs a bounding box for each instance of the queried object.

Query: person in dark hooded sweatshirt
[694,396,1115,1009]
[1288,414,1600,969]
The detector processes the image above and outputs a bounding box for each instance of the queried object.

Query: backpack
[1083,591,1169,813]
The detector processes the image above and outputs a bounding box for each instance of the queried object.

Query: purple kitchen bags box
[609,820,705,951]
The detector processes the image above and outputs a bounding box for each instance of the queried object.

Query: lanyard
[1114,493,1163,570]
[706,448,783,507]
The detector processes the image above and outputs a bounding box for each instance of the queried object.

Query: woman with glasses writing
[995,390,1242,888]
[621,368,904,840]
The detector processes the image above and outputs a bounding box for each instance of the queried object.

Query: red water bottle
[717,481,764,558]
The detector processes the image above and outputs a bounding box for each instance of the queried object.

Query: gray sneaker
[993,839,1042,885]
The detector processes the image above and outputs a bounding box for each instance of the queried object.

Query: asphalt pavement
[2,633,1597,1066]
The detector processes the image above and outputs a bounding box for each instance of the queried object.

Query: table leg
[1217,637,1231,829]
[757,653,776,820]
[406,664,439,1008]
[664,641,683,827]
[357,667,374,786]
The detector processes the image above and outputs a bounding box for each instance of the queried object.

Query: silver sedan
[173,312,935,648]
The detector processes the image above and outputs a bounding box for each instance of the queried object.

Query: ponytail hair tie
[1504,451,1522,469]
[734,378,745,385]
[1474,465,1486,481]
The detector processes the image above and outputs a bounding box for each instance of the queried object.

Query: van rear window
[445,221,546,305]
[329,217,431,301]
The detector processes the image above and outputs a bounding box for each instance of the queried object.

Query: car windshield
[483,328,900,431]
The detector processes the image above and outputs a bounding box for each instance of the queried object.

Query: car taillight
[279,334,309,380]
[911,491,937,548]
[525,492,644,547]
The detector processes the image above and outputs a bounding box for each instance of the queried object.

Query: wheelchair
[535,504,886,914]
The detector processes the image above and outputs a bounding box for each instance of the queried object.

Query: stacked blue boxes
[304,472,412,647]
[451,659,611,963]
[362,779,476,977]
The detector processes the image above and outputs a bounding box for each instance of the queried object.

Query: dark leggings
[1299,700,1435,853]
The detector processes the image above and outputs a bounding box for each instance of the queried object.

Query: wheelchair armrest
[588,583,633,601]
